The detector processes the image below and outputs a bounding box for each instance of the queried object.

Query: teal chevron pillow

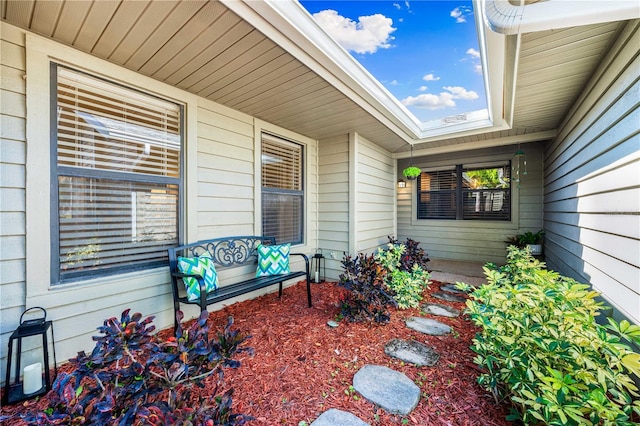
[256,244,291,277]
[177,255,218,302]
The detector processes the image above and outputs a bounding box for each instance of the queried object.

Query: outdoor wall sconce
[397,179,406,188]
[3,307,57,404]
[311,249,326,283]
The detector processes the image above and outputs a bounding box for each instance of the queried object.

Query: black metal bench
[167,236,310,331]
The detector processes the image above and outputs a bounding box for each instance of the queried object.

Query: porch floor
[429,258,487,287]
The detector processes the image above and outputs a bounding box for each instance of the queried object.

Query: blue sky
[299,0,486,123]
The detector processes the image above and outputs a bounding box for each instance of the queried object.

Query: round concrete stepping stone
[432,291,466,303]
[384,338,440,366]
[440,283,468,294]
[422,303,460,318]
[311,408,370,426]
[406,316,451,335]
[353,364,420,415]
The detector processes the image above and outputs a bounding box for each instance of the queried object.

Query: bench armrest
[290,252,310,275]
[170,271,209,310]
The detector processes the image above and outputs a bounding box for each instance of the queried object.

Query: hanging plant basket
[403,166,421,180]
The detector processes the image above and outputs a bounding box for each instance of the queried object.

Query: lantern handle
[20,307,47,324]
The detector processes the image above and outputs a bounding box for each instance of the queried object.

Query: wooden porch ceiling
[1,0,626,154]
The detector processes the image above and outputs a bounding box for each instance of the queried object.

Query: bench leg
[278,282,283,298]
[306,276,312,307]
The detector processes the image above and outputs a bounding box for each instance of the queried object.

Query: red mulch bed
[1,280,513,425]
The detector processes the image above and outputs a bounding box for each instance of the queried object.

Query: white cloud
[389,80,399,85]
[466,48,480,58]
[443,86,479,100]
[393,3,401,10]
[402,85,478,110]
[402,93,456,110]
[474,64,483,74]
[312,10,396,54]
[450,6,472,23]
[419,85,428,91]
[423,73,440,81]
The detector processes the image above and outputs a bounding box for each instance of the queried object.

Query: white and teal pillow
[177,255,218,302]
[256,244,291,277]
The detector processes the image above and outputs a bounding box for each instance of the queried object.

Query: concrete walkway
[428,258,486,287]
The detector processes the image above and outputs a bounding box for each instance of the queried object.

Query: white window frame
[25,34,198,305]
[253,120,314,249]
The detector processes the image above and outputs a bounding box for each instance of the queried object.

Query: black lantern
[3,307,57,404]
[311,249,326,283]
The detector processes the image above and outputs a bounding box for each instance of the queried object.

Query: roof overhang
[222,0,512,145]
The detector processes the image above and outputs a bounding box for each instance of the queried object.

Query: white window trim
[25,33,199,305]
[253,119,316,254]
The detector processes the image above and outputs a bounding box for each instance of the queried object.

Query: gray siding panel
[544,20,640,324]
[0,25,27,385]
[355,135,395,255]
[317,134,350,278]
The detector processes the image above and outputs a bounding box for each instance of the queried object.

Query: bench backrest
[167,236,277,273]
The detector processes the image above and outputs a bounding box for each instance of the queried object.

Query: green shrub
[387,236,431,272]
[376,242,430,309]
[466,247,640,425]
[338,238,430,320]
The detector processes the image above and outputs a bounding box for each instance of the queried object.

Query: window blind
[261,134,303,245]
[417,163,511,221]
[462,165,511,220]
[417,169,457,219]
[54,66,181,281]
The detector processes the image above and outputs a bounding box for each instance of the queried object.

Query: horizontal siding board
[545,221,639,269]
[546,131,639,198]
[0,65,26,94]
[0,115,25,141]
[546,105,640,192]
[544,20,639,325]
[0,139,26,165]
[0,40,26,70]
[0,212,25,235]
[545,188,639,213]
[0,259,25,285]
[1,89,25,118]
[546,211,639,238]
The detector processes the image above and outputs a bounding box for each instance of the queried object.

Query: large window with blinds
[261,134,304,245]
[417,163,511,221]
[53,65,182,283]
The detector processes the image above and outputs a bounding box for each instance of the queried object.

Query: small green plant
[402,166,421,179]
[466,246,640,425]
[376,242,430,309]
[344,385,359,400]
[506,229,545,247]
[338,237,430,321]
[10,310,254,425]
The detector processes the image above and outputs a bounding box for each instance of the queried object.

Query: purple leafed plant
[13,309,253,425]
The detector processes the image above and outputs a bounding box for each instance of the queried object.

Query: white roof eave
[221,0,510,146]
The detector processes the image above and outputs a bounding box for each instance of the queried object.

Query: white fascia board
[392,129,558,159]
[222,0,510,145]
